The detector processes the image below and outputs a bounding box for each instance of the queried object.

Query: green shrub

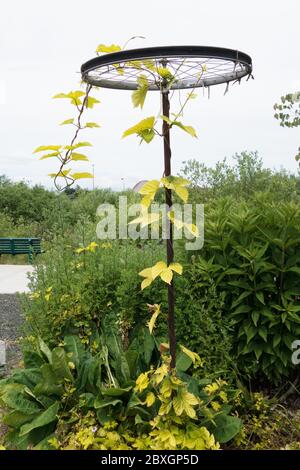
[21,237,166,346]
[189,198,300,384]
[0,334,239,450]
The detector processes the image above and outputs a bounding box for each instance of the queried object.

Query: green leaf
[86,97,100,109]
[256,292,265,305]
[161,116,197,138]
[132,75,149,109]
[33,145,61,154]
[19,402,60,436]
[1,385,41,414]
[122,116,155,139]
[172,121,197,138]
[254,343,264,359]
[60,118,74,125]
[93,398,122,409]
[176,352,193,372]
[244,324,257,344]
[139,129,155,143]
[114,354,131,385]
[96,44,121,53]
[39,152,60,160]
[35,364,64,396]
[64,335,85,369]
[209,415,242,443]
[101,387,132,397]
[147,304,161,334]
[156,67,174,81]
[64,141,92,150]
[23,351,45,369]
[70,172,94,180]
[251,311,260,326]
[85,122,101,128]
[51,348,74,382]
[258,327,268,343]
[3,410,39,429]
[38,338,52,363]
[70,153,89,162]
[53,91,85,106]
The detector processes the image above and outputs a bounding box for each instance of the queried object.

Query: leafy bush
[176,282,234,379]
[189,198,300,384]
[180,151,300,202]
[0,332,241,450]
[21,238,166,346]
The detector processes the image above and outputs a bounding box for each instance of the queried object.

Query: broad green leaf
[19,402,60,436]
[176,352,193,372]
[3,410,39,429]
[122,116,155,139]
[209,415,242,443]
[70,172,94,180]
[51,347,74,382]
[35,364,64,396]
[94,398,122,409]
[38,338,52,363]
[1,385,41,414]
[179,345,201,364]
[251,311,260,327]
[63,335,85,369]
[101,386,132,397]
[256,292,265,305]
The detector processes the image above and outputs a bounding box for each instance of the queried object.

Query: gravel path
[0,294,23,375]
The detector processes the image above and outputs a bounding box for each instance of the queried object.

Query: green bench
[0,237,42,263]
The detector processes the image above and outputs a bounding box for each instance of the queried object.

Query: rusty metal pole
[162,89,176,369]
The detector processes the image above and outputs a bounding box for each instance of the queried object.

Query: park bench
[0,237,42,263]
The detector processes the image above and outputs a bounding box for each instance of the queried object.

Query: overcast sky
[0,0,299,190]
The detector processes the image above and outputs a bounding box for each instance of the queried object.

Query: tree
[274,92,300,162]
